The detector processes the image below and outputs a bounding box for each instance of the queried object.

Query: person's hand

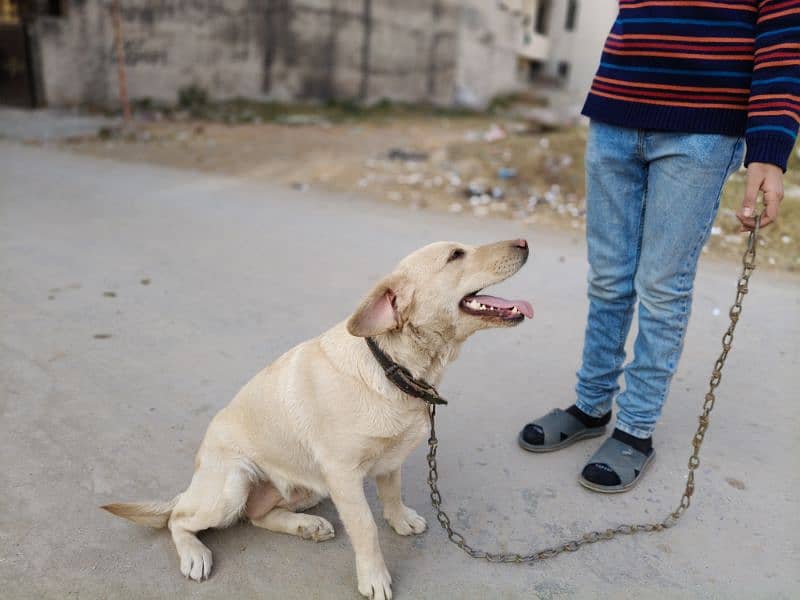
[737,162,784,231]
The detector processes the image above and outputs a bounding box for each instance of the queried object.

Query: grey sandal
[579,437,656,493]
[518,408,607,453]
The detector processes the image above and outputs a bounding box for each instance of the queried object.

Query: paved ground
[1,141,798,600]
[0,108,118,142]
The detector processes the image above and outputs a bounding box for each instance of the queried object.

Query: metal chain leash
[425,215,762,563]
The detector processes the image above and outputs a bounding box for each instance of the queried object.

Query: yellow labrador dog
[103,239,532,599]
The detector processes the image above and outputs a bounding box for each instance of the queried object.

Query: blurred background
[0,0,797,269]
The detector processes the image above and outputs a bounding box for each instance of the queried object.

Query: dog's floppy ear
[347,274,412,337]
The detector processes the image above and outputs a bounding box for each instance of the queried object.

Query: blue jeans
[575,122,744,439]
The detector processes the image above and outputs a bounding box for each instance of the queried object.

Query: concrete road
[0,108,118,142]
[1,142,798,600]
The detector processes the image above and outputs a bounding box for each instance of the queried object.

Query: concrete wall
[30,0,615,110]
[454,0,527,108]
[33,0,460,108]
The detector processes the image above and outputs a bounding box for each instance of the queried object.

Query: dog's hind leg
[247,482,334,541]
[251,507,335,541]
[168,461,251,581]
[280,487,324,512]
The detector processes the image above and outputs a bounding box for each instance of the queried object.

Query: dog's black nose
[513,239,528,250]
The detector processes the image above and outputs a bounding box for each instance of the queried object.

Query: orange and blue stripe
[583,0,799,169]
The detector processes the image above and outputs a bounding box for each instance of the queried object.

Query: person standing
[519,0,798,492]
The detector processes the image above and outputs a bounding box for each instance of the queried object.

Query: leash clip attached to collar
[365,337,448,405]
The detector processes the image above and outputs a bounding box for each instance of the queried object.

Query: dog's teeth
[511,306,519,313]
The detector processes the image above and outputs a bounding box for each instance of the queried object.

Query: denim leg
[575,122,647,418]
[615,133,745,438]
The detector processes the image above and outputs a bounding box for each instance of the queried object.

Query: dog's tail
[101,495,180,528]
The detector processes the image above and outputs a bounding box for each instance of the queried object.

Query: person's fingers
[738,218,755,232]
[759,188,781,228]
[741,172,760,217]
[737,214,756,232]
[737,170,762,231]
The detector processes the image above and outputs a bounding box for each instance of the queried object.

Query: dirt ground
[61,110,800,273]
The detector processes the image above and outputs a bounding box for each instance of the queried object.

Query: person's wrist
[744,133,791,172]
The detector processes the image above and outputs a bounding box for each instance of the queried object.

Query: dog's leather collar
[365,337,448,405]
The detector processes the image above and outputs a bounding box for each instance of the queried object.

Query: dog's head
[347,240,532,343]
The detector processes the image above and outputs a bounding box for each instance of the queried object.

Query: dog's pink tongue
[472,295,534,318]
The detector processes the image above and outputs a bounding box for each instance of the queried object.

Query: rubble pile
[354,123,588,230]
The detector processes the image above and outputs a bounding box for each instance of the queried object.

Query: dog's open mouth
[459,292,534,322]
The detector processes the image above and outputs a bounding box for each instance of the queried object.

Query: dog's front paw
[385,505,427,536]
[357,562,393,600]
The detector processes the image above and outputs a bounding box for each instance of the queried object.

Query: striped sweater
[582,0,800,171]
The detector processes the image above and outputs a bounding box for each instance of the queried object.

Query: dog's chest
[367,409,429,475]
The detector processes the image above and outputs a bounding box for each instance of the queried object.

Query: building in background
[458,0,617,109]
[0,0,616,110]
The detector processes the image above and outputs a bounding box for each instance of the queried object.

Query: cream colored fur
[102,239,529,599]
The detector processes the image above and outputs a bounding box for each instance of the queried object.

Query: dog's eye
[447,248,466,263]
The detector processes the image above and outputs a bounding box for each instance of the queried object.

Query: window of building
[47,0,68,17]
[558,61,570,80]
[527,60,545,82]
[565,0,578,31]
[535,0,551,35]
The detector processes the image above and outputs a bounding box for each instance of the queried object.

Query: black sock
[565,404,611,428]
[612,428,653,454]
[582,429,653,487]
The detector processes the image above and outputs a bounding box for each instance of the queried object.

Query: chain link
[425,215,761,563]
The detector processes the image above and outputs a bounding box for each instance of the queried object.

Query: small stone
[725,477,746,490]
